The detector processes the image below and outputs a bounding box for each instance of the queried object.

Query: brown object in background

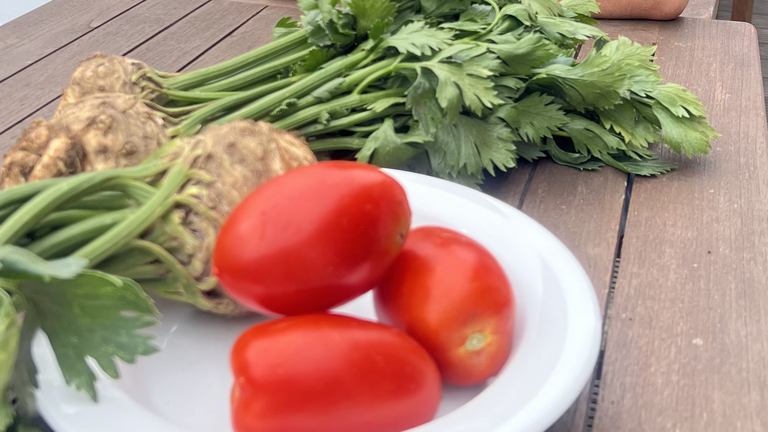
[732,0,755,21]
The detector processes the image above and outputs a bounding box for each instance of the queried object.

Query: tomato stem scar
[464,333,488,351]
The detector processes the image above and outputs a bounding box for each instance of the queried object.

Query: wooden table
[1,1,767,431]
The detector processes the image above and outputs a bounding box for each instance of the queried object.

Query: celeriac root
[58,52,151,111]
[163,120,316,315]
[1,94,166,189]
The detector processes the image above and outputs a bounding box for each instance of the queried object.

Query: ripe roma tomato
[213,161,411,316]
[230,314,442,432]
[375,226,515,386]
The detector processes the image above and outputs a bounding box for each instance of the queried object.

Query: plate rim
[35,169,602,432]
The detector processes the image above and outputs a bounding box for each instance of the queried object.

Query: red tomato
[213,161,411,316]
[230,314,442,432]
[374,226,515,386]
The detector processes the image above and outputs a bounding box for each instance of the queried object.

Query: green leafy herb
[19,271,158,401]
[0,290,19,430]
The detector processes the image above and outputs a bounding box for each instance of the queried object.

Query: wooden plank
[595,18,768,432]
[183,4,300,71]
[681,0,721,18]
[229,0,298,7]
[128,0,266,72]
[0,0,268,156]
[488,22,662,432]
[535,24,661,432]
[0,0,211,135]
[733,0,755,21]
[0,0,145,81]
[482,162,534,210]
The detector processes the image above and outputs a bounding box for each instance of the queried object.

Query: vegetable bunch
[7,0,718,188]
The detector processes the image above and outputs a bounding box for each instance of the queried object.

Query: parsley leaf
[20,271,159,401]
[488,33,561,75]
[383,22,454,57]
[521,0,564,17]
[601,153,676,176]
[0,246,86,280]
[348,0,397,37]
[652,101,718,157]
[273,17,301,41]
[429,115,517,179]
[495,93,568,143]
[559,0,601,16]
[597,102,661,147]
[0,290,19,430]
[533,37,654,111]
[537,16,606,47]
[420,0,472,17]
[9,311,36,418]
[366,97,407,112]
[650,83,707,118]
[560,114,626,156]
[356,119,428,167]
[421,61,502,117]
[543,138,602,168]
[498,3,537,26]
[406,69,443,134]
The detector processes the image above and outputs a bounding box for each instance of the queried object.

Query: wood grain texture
[182,5,301,71]
[682,0,721,18]
[0,0,211,135]
[732,0,755,21]
[128,0,266,72]
[482,162,534,210]
[493,24,660,432]
[0,0,268,155]
[595,18,768,432]
[228,0,298,7]
[717,0,768,112]
[0,0,144,81]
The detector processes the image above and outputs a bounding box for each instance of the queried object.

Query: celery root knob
[58,52,153,111]
[1,94,167,189]
[156,120,316,315]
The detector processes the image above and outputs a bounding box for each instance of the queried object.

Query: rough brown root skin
[58,52,151,112]
[167,120,316,315]
[1,94,167,189]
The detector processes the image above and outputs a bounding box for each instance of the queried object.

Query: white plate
[33,169,602,432]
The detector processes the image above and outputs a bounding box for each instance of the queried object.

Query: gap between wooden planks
[593,19,768,432]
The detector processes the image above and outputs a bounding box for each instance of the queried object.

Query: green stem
[105,179,158,203]
[72,164,188,266]
[194,46,313,93]
[27,209,132,259]
[264,57,402,122]
[0,163,166,246]
[353,59,406,95]
[61,192,132,211]
[143,100,210,117]
[273,88,406,131]
[298,106,408,136]
[160,75,305,103]
[96,247,158,274]
[163,29,310,90]
[127,239,213,310]
[33,210,107,230]
[0,204,21,224]
[308,137,368,152]
[0,178,61,210]
[467,0,502,41]
[112,263,169,280]
[210,50,373,129]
